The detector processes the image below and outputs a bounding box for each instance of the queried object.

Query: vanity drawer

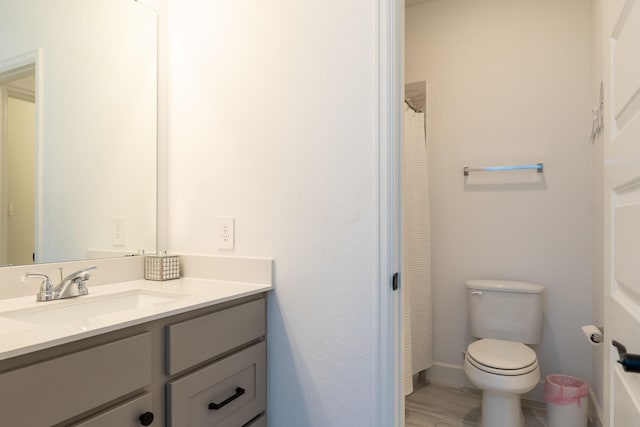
[0,332,151,427]
[73,393,154,427]
[167,341,266,427]
[166,298,265,375]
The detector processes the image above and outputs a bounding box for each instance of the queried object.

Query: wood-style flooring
[405,382,548,427]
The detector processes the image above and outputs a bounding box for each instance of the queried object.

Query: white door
[603,0,640,424]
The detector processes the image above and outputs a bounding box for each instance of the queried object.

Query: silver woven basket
[144,254,180,281]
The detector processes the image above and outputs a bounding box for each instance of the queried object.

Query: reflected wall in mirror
[0,0,157,266]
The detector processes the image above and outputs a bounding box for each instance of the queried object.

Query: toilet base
[480,390,524,427]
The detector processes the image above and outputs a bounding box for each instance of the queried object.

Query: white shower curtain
[401,103,432,396]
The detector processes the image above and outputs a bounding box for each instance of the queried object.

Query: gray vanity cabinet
[0,294,267,427]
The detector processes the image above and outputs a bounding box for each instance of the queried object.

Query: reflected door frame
[0,50,43,264]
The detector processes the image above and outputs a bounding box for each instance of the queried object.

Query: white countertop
[0,277,272,361]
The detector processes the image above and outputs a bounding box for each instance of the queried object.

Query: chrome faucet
[23,266,97,302]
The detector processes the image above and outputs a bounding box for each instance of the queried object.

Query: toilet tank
[466,280,544,344]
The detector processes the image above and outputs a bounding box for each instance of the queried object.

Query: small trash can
[543,374,588,427]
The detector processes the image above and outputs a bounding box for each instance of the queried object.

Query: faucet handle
[23,271,52,287]
[62,265,97,283]
[62,266,97,297]
[81,265,97,275]
[23,272,57,302]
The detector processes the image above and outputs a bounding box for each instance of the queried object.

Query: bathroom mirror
[0,0,157,265]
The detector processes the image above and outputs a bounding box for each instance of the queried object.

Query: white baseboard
[424,362,468,388]
[589,387,604,427]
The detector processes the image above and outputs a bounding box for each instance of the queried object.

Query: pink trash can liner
[543,374,588,405]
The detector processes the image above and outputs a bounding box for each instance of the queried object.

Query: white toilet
[463,279,544,427]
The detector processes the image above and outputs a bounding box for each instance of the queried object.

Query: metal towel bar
[463,162,543,176]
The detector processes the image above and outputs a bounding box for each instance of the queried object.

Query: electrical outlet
[218,217,234,250]
[113,217,126,247]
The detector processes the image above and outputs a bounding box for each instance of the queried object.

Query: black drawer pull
[139,411,154,426]
[208,387,245,410]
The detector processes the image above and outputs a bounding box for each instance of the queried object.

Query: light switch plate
[218,217,234,250]
[112,217,126,247]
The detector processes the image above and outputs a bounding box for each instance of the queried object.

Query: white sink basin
[0,290,185,326]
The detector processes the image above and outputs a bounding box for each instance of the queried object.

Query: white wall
[167,1,378,425]
[406,0,594,398]
[0,0,156,263]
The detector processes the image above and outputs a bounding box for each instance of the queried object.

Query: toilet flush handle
[470,290,483,296]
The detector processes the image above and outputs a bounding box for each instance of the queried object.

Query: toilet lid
[467,339,537,371]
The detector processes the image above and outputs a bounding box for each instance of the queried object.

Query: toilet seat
[466,339,538,376]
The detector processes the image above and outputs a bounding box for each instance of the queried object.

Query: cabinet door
[72,393,154,427]
[0,332,151,427]
[167,342,266,427]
